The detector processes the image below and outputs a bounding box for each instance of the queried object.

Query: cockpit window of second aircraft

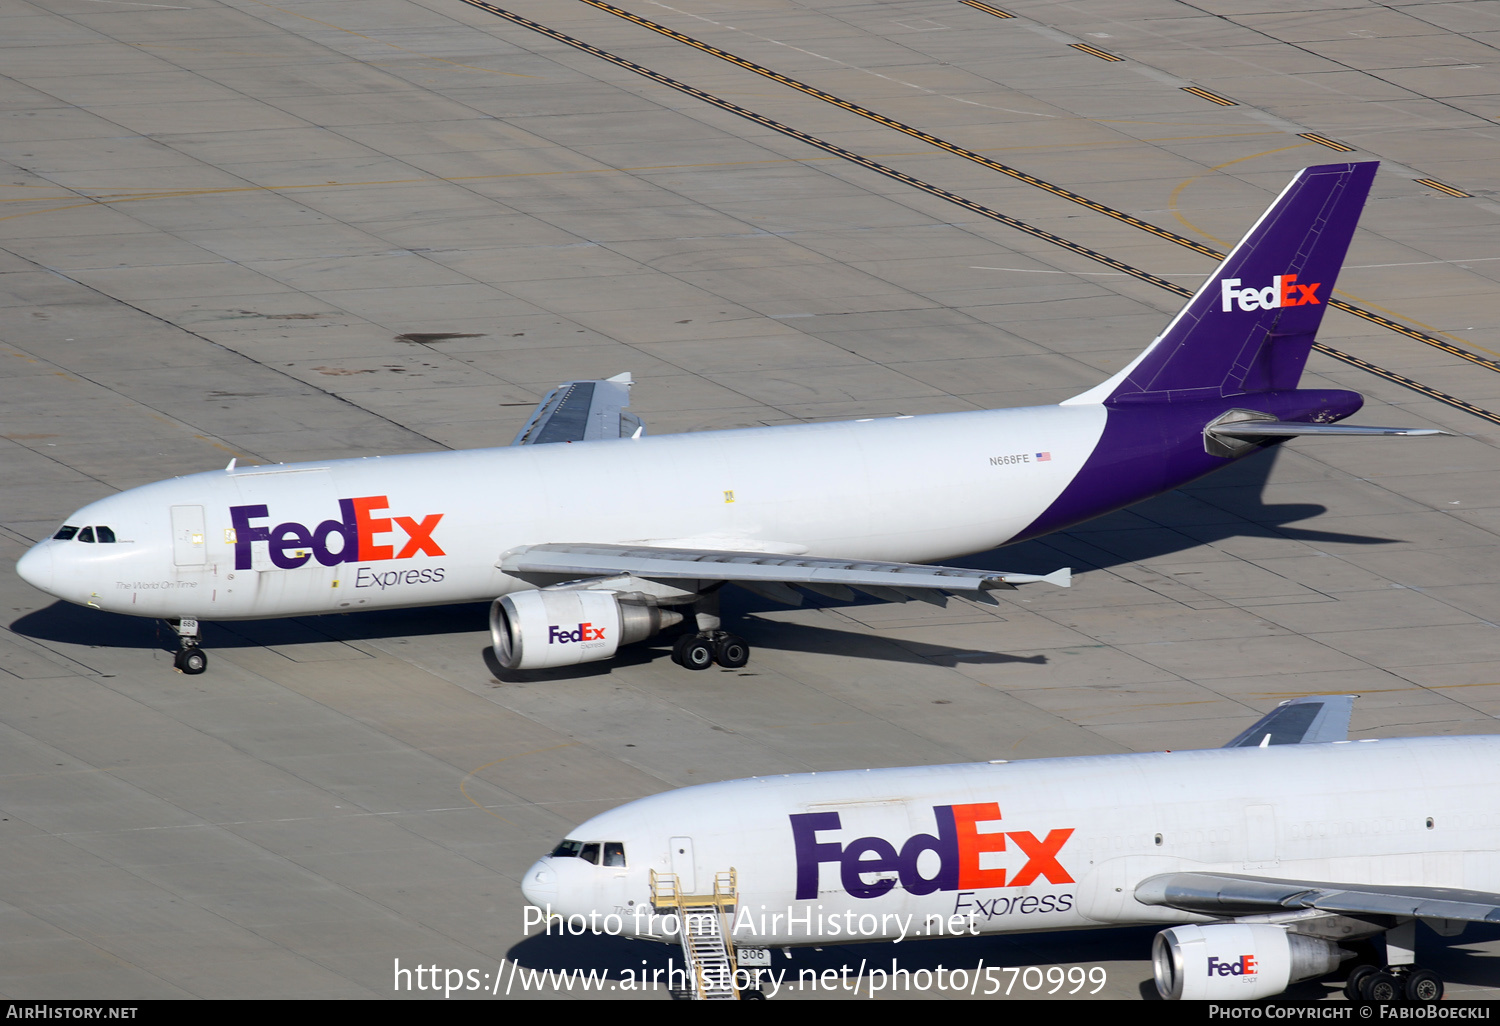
[550,839,627,867]
[53,525,117,542]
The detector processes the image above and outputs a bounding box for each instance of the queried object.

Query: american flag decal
[1035,452,1052,462]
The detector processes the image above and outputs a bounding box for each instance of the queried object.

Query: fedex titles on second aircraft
[229,495,444,570]
[1220,274,1321,313]
[792,802,1075,920]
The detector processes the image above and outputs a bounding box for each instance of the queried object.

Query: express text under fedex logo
[230,495,443,570]
[791,802,1074,902]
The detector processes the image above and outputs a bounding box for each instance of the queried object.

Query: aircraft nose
[15,543,55,595]
[520,858,557,907]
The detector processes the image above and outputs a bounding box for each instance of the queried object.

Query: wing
[510,373,643,445]
[499,543,1070,605]
[1137,871,1500,924]
[1221,695,1354,748]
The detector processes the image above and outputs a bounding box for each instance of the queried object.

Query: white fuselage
[23,404,1106,619]
[522,736,1500,947]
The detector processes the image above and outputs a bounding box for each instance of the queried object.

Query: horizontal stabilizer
[510,372,643,445]
[1212,421,1451,438]
[499,543,1069,594]
[1137,871,1500,924]
[1035,567,1072,587]
[1223,695,1354,748]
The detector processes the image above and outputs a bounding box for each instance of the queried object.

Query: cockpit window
[78,527,95,543]
[549,838,624,866]
[95,526,116,543]
[53,526,79,541]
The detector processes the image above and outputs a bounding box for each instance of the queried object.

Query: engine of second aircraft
[491,589,683,670]
[1152,922,1348,1000]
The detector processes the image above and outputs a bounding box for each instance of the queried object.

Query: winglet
[993,567,1072,587]
[510,374,643,445]
[1223,695,1355,748]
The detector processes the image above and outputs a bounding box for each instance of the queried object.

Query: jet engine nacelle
[1152,923,1347,1000]
[491,590,682,670]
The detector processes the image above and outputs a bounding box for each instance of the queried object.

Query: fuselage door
[669,836,696,894]
[170,505,207,567]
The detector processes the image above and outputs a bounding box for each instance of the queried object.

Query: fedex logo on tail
[791,802,1074,901]
[230,496,444,570]
[1220,274,1321,313]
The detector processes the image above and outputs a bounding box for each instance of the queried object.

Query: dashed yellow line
[576,0,1227,256]
[465,0,1500,426]
[1181,86,1237,107]
[1415,178,1471,199]
[959,1,1015,19]
[1298,132,1356,153]
[1070,43,1124,61]
[571,1,1500,390]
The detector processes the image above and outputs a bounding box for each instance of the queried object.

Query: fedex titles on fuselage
[229,495,445,586]
[792,801,1076,922]
[1219,273,1320,313]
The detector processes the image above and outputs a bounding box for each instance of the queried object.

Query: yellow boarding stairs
[650,868,741,1000]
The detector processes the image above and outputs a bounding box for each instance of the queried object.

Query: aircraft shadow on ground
[969,447,1398,577]
[8,600,494,653]
[486,614,1045,683]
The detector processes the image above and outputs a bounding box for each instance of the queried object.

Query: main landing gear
[1346,922,1443,1002]
[670,591,750,670]
[671,631,750,670]
[166,618,208,675]
[1344,964,1443,1002]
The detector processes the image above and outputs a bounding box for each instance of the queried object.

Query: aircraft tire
[175,648,208,675]
[1362,972,1403,1002]
[1344,965,1377,1001]
[1406,969,1442,1003]
[714,635,749,668]
[673,635,714,671]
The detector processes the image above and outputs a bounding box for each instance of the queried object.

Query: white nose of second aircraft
[15,542,55,596]
[520,859,556,908]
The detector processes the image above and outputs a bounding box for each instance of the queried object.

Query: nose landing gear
[166,618,208,675]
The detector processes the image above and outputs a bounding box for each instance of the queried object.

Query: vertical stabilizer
[1068,162,1377,405]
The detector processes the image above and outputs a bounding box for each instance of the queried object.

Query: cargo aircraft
[521,697,1496,1001]
[15,162,1444,674]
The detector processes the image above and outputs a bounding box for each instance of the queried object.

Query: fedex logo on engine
[549,623,606,644]
[791,802,1074,901]
[230,496,444,570]
[1220,274,1321,313]
[1206,955,1258,978]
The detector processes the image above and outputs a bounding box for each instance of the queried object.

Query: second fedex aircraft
[522,698,1493,1001]
[15,162,1442,673]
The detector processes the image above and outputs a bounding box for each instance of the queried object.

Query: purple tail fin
[1073,162,1377,405]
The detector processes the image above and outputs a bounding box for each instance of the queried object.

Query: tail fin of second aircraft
[1066,162,1377,406]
